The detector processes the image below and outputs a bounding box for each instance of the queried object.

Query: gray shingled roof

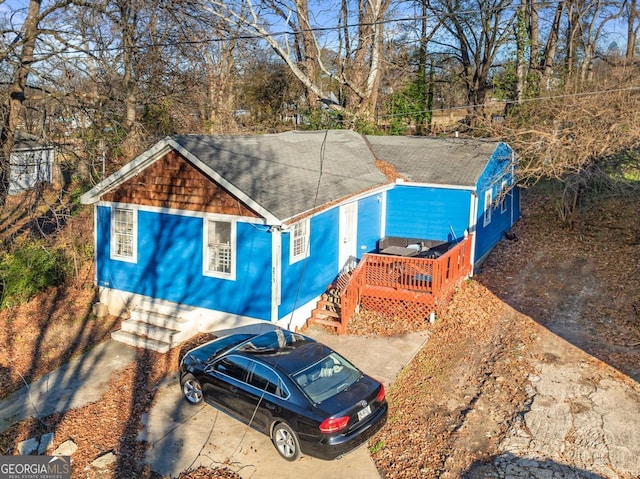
[82,130,506,222]
[172,130,388,221]
[366,135,500,187]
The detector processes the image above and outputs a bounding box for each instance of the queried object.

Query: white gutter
[394,178,476,191]
[279,182,393,226]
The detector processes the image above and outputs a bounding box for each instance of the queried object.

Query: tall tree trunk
[540,2,564,90]
[565,1,580,81]
[346,0,388,119]
[115,0,139,131]
[527,0,540,71]
[515,5,527,103]
[296,0,319,109]
[626,0,638,60]
[417,0,429,134]
[0,0,41,207]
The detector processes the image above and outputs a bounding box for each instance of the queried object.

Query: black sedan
[179,329,388,461]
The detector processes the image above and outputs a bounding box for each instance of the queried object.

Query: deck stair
[111,299,199,353]
[307,272,352,334]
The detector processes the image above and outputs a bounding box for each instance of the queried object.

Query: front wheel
[181,373,203,405]
[271,422,301,461]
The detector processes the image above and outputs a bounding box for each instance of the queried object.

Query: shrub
[0,242,69,308]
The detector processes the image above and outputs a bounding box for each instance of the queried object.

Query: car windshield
[291,352,362,404]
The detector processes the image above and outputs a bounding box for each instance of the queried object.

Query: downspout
[93,204,98,285]
[511,149,516,226]
[270,226,282,323]
[380,190,387,239]
[469,191,478,276]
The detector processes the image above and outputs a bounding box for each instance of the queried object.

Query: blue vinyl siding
[385,185,472,242]
[279,209,339,319]
[356,194,384,255]
[96,206,272,320]
[475,143,519,260]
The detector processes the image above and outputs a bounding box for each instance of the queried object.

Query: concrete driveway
[138,325,429,478]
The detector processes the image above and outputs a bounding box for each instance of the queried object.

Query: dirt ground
[361,187,640,478]
[1,186,639,478]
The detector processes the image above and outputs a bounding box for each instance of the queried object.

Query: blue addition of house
[81,130,520,352]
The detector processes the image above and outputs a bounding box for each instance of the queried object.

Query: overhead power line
[0,0,576,56]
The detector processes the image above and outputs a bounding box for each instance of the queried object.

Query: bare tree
[625,0,639,60]
[539,1,565,90]
[0,0,78,207]
[426,0,516,120]
[563,0,623,85]
[491,85,640,227]
[194,0,391,122]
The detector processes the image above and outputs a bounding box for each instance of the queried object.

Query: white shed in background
[9,132,54,194]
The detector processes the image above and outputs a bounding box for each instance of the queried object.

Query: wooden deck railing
[339,234,473,330]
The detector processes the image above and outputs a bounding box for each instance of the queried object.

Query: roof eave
[395,178,477,191]
[80,137,174,205]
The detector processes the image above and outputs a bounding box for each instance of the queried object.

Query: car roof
[231,330,333,376]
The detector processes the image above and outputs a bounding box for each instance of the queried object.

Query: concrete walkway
[0,340,138,433]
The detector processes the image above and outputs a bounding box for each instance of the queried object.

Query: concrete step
[111,330,171,354]
[129,310,191,330]
[120,320,178,343]
[113,299,201,352]
[136,299,196,318]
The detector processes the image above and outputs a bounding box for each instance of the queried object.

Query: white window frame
[203,217,236,280]
[483,189,492,227]
[110,206,138,263]
[290,218,310,264]
[500,180,508,214]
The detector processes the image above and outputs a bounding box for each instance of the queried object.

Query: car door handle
[266,403,276,411]
[230,386,238,394]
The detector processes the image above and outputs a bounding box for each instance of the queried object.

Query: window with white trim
[500,180,508,213]
[111,207,137,262]
[290,219,310,263]
[483,189,492,226]
[205,219,235,277]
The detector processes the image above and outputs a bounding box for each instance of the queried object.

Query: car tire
[271,422,301,461]
[181,373,203,405]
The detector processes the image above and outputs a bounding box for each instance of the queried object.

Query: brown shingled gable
[102,150,261,218]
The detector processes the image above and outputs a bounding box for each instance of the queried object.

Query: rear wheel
[181,374,203,405]
[272,422,301,461]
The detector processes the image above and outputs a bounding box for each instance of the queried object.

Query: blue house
[81,130,519,351]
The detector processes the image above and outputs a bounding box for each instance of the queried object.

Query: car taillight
[376,384,385,402]
[319,416,350,433]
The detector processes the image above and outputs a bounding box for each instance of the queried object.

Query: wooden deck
[337,234,473,332]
